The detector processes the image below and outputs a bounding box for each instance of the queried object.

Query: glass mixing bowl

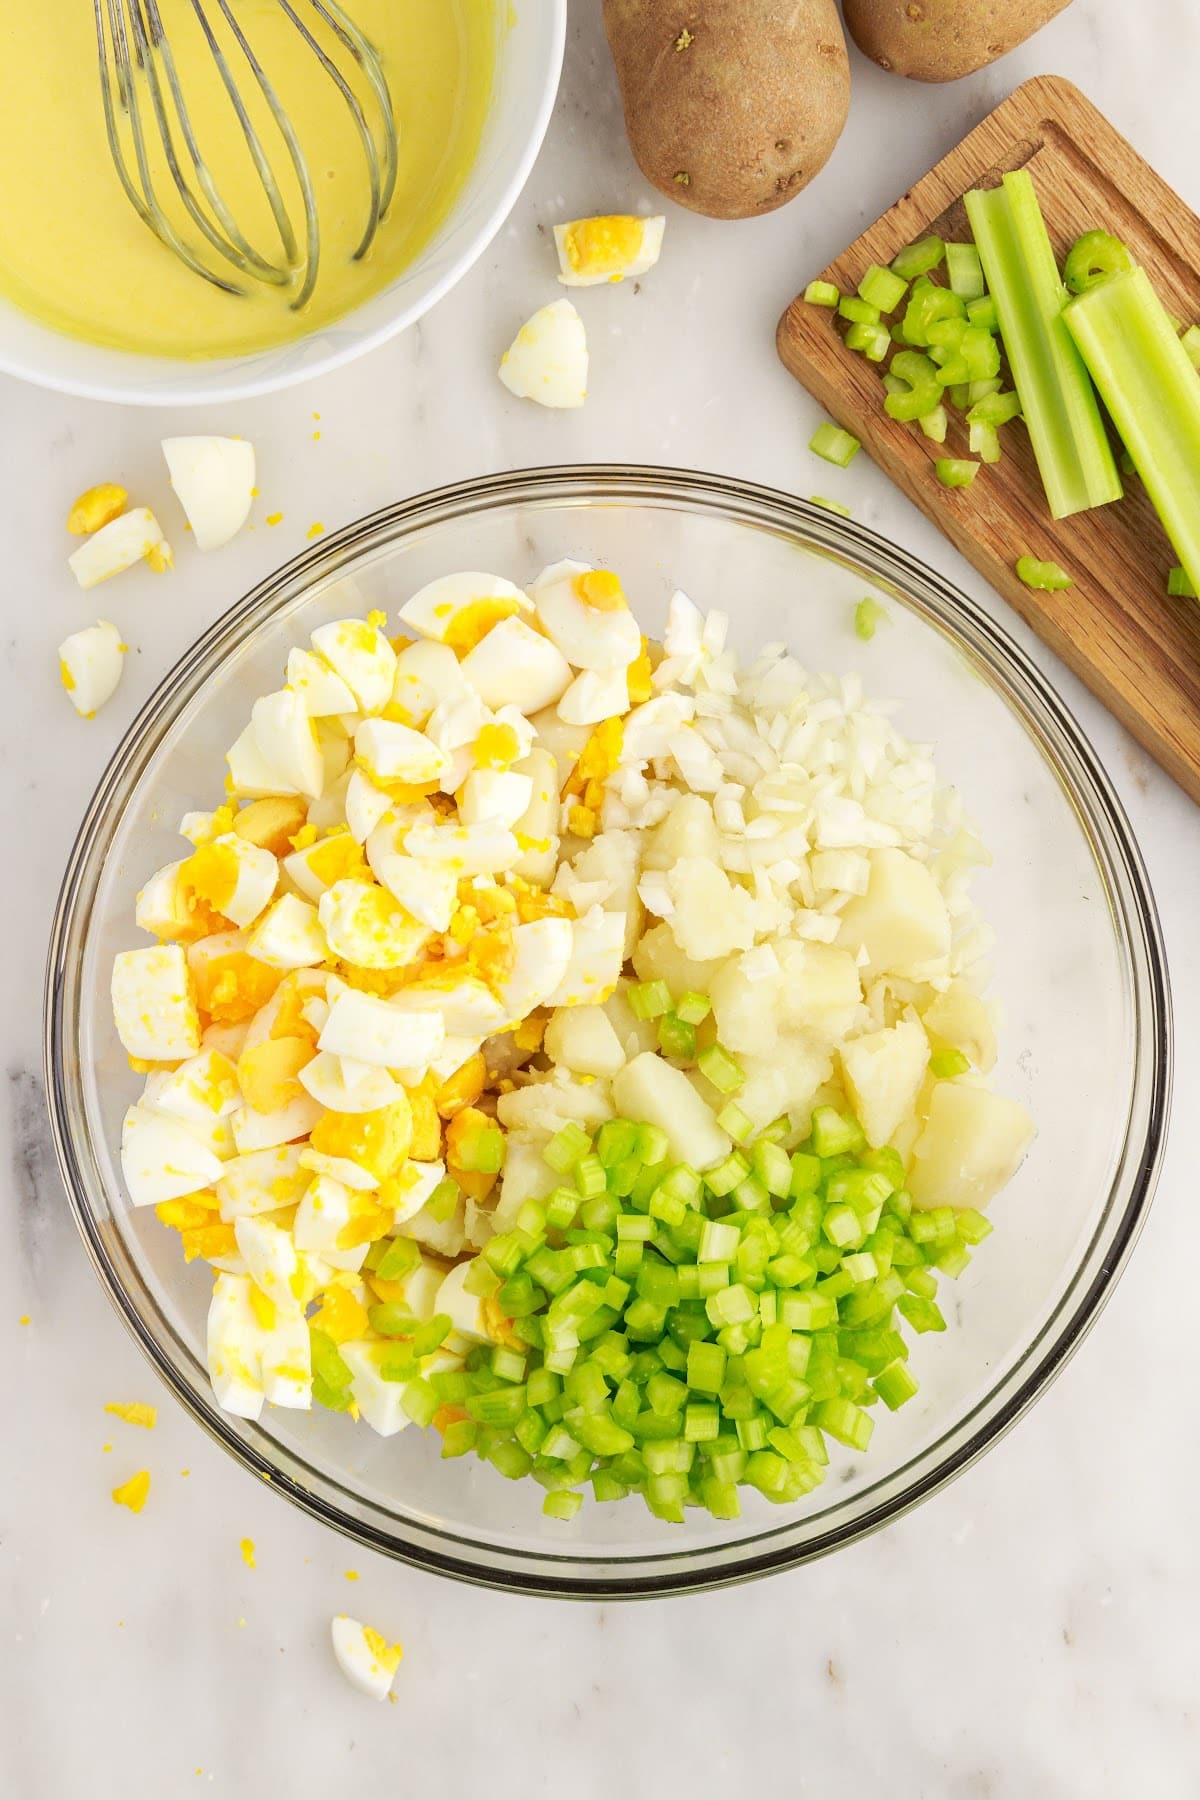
[45,467,1171,1597]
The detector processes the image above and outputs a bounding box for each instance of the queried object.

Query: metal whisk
[93,0,398,310]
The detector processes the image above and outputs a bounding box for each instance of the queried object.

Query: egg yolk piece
[305,833,369,889]
[563,216,644,279]
[179,843,242,916]
[473,722,522,769]
[309,1097,413,1183]
[191,949,284,1023]
[439,597,525,655]
[237,1037,314,1113]
[572,569,628,612]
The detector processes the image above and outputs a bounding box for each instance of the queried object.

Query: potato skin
[602,0,850,220]
[843,0,1073,82]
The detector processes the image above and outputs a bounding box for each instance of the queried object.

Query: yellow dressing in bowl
[0,0,494,360]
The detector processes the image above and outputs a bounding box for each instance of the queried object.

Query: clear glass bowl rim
[44,464,1172,1599]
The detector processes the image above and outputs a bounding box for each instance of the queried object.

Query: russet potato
[843,0,1073,83]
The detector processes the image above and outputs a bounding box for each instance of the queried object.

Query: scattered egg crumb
[181,1469,190,1477]
[307,521,326,540]
[104,1401,158,1429]
[18,1314,29,1326]
[240,1537,256,1568]
[238,1617,246,1628]
[344,1570,360,1581]
[266,512,283,527]
[112,1470,151,1513]
[102,1443,113,1453]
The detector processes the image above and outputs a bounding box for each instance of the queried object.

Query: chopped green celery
[859,262,908,312]
[918,405,948,444]
[697,1043,745,1095]
[814,1397,874,1451]
[964,171,1122,519]
[898,1293,947,1333]
[684,1403,721,1443]
[674,992,711,1027]
[1181,325,1200,370]
[838,295,880,325]
[810,495,852,516]
[366,1301,416,1339]
[441,1418,478,1459]
[946,240,986,301]
[789,1152,821,1195]
[810,1106,865,1157]
[1063,229,1133,295]
[903,285,965,346]
[617,1212,655,1242]
[891,235,945,280]
[373,1235,420,1283]
[884,350,944,423]
[596,1118,640,1168]
[409,1314,452,1356]
[810,421,862,467]
[845,320,892,361]
[698,1217,740,1263]
[955,1208,993,1245]
[804,278,840,307]
[463,1258,501,1299]
[629,979,671,1021]
[854,597,888,641]
[686,1339,727,1394]
[934,458,979,489]
[1016,555,1073,591]
[700,1475,742,1519]
[751,1139,792,1198]
[515,1199,547,1239]
[948,382,971,409]
[969,420,1002,464]
[968,388,1021,427]
[592,1469,629,1504]
[657,1012,697,1059]
[574,1154,606,1199]
[544,1187,579,1232]
[716,1101,753,1144]
[965,294,999,333]
[635,1123,670,1167]
[542,1489,583,1521]
[425,1178,460,1221]
[401,1377,439,1428]
[544,1121,591,1173]
[1168,566,1197,598]
[706,1283,757,1328]
[930,1047,971,1079]
[780,1289,838,1331]
[1064,267,1200,594]
[455,1124,505,1174]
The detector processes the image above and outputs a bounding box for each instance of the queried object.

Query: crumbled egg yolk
[112,1471,151,1513]
[628,638,654,704]
[240,1537,256,1569]
[473,721,522,769]
[437,596,524,655]
[104,1401,157,1429]
[303,832,368,888]
[311,1285,371,1344]
[364,1626,404,1676]
[68,482,128,536]
[191,948,283,1024]
[562,216,645,281]
[237,1036,313,1111]
[178,842,241,916]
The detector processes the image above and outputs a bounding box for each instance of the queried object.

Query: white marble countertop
[4,4,1200,1795]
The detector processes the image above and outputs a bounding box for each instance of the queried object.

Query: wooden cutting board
[777,75,1200,804]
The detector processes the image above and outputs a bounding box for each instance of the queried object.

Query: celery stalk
[1063,267,1200,598]
[964,171,1123,519]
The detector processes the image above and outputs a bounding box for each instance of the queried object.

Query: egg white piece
[433,1259,491,1342]
[111,944,200,1062]
[247,894,327,969]
[162,436,255,551]
[140,1048,240,1123]
[233,1214,302,1316]
[316,717,353,787]
[282,837,362,903]
[387,1158,446,1225]
[345,769,394,845]
[401,814,519,876]
[354,718,448,788]
[201,1018,251,1060]
[338,1344,415,1439]
[67,508,169,589]
[545,906,627,1008]
[293,1171,355,1255]
[389,637,466,727]
[330,1613,405,1698]
[231,1090,323,1154]
[557,666,631,727]
[553,213,665,286]
[298,1050,406,1113]
[285,646,358,716]
[495,918,574,1022]
[297,1146,379,1191]
[511,747,561,885]
[251,690,324,799]
[120,1103,224,1207]
[398,572,532,647]
[365,821,459,930]
[457,768,533,829]
[428,1035,485,1086]
[318,879,431,970]
[260,1311,312,1408]
[459,616,572,713]
[206,1274,267,1419]
[498,298,587,408]
[305,766,351,834]
[135,860,194,940]
[58,620,126,716]
[390,978,507,1039]
[318,988,444,1071]
[226,721,303,800]
[531,561,642,671]
[310,619,397,715]
[195,833,279,929]
[216,1143,308,1219]
[619,692,697,765]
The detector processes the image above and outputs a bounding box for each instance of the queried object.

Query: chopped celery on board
[1063,267,1200,598]
[964,171,1123,520]
[1015,556,1073,591]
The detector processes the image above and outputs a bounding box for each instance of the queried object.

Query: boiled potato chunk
[496,1070,615,1137]
[728,1032,832,1134]
[544,1004,626,1078]
[613,1051,730,1170]
[839,1020,930,1149]
[921,980,996,1073]
[642,793,720,870]
[559,827,644,957]
[710,953,782,1055]
[777,940,863,1040]
[838,848,951,977]
[491,1134,560,1232]
[908,1082,1035,1210]
[633,920,723,999]
[666,858,756,961]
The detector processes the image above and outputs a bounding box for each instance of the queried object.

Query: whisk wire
[92,0,398,310]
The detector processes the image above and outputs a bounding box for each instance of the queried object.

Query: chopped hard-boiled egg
[330,1615,404,1700]
[498,299,587,409]
[162,436,256,552]
[68,507,171,588]
[112,553,1024,1518]
[68,482,127,536]
[58,620,126,717]
[553,213,665,286]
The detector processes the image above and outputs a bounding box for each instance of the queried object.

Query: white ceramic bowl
[0,5,565,407]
